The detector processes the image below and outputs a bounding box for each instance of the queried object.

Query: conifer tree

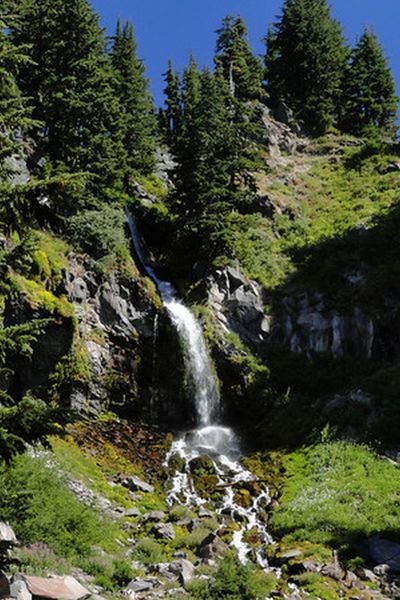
[172,57,261,257]
[111,20,156,175]
[11,0,126,194]
[265,0,348,134]
[341,29,398,136]
[0,15,35,181]
[161,60,181,150]
[215,16,262,100]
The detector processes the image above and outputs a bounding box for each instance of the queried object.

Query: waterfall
[127,213,273,567]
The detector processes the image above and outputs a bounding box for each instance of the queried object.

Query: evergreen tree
[0,15,36,181]
[215,16,262,100]
[265,0,348,134]
[172,58,261,257]
[161,60,181,150]
[11,0,126,194]
[341,29,398,136]
[111,20,156,175]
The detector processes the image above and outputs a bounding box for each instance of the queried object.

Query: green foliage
[186,552,277,599]
[271,442,400,547]
[66,205,132,272]
[0,452,123,568]
[0,15,38,181]
[215,16,262,100]
[265,0,348,135]
[9,273,74,318]
[160,60,181,149]
[341,29,398,136]
[132,538,168,565]
[111,20,156,175]
[11,0,127,195]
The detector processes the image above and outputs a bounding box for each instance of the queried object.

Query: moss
[9,273,74,319]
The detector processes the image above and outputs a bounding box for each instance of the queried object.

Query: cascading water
[127,213,273,568]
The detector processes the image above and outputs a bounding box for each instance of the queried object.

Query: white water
[127,213,273,567]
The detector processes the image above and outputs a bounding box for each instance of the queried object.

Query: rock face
[208,267,376,360]
[208,266,270,346]
[271,292,375,359]
[63,253,186,425]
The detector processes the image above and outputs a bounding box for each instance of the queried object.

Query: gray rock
[0,571,10,597]
[168,559,195,586]
[198,508,214,519]
[0,522,17,544]
[122,476,155,494]
[9,580,32,600]
[152,523,175,541]
[208,266,269,345]
[142,511,166,522]
[198,533,228,560]
[368,537,400,571]
[125,507,141,518]
[126,577,159,594]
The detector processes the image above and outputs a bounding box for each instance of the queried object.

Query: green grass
[229,139,399,291]
[0,453,122,562]
[271,441,400,548]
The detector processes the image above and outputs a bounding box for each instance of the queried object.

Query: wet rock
[368,537,400,571]
[198,507,214,519]
[152,523,175,541]
[122,476,155,494]
[189,455,216,476]
[197,533,229,560]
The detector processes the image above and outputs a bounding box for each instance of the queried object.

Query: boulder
[197,533,229,560]
[125,507,141,518]
[368,537,400,571]
[141,511,166,523]
[9,580,32,600]
[12,575,90,600]
[0,571,10,598]
[122,476,155,494]
[152,523,175,541]
[125,577,159,594]
[169,559,195,586]
[0,523,17,545]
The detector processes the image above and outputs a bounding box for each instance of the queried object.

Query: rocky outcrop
[208,267,376,360]
[271,292,375,359]
[207,266,270,346]
[64,253,186,425]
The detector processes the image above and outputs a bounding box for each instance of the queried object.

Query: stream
[127,214,273,568]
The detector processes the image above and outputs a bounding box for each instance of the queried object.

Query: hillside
[1,0,400,599]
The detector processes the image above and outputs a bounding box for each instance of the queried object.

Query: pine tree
[215,16,262,100]
[161,60,181,150]
[111,20,156,175]
[11,0,126,194]
[265,0,348,134]
[0,15,36,181]
[341,29,398,136]
[172,58,261,258]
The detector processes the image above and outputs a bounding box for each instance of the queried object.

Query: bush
[66,206,128,260]
[186,552,277,599]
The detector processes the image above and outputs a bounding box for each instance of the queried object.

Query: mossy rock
[234,488,252,508]
[189,455,217,477]
[168,452,186,473]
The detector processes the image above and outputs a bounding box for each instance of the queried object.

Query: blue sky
[92,0,400,109]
